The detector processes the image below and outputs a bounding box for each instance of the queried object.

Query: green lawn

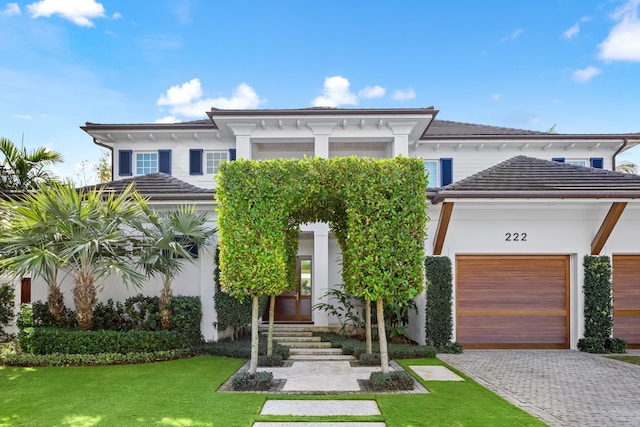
[1,355,546,427]
[606,355,640,366]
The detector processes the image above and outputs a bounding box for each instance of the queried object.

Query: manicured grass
[1,355,546,426]
[607,355,640,366]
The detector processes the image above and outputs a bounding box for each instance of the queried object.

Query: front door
[272,256,312,322]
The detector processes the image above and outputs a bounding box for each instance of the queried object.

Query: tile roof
[85,173,215,201]
[432,156,640,203]
[423,120,551,137]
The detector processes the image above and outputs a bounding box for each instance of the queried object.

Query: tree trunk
[159,276,173,330]
[47,283,65,321]
[72,272,96,331]
[365,298,372,354]
[267,295,275,357]
[249,295,259,375]
[377,297,389,374]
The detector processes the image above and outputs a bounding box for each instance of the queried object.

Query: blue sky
[1,0,640,183]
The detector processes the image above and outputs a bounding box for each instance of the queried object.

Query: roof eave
[431,190,640,204]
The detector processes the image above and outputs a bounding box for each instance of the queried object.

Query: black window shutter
[552,158,565,163]
[158,150,171,174]
[590,157,604,169]
[440,158,453,186]
[189,149,203,175]
[118,150,132,176]
[229,148,237,161]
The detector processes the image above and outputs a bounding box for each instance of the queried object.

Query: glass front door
[270,256,312,322]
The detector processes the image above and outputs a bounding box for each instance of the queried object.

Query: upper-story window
[566,159,587,167]
[136,152,158,174]
[205,151,228,174]
[423,160,439,188]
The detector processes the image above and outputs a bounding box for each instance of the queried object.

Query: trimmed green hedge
[231,371,273,391]
[316,332,436,359]
[424,256,453,348]
[0,283,15,341]
[370,370,415,391]
[580,255,625,353]
[1,349,193,367]
[19,327,188,355]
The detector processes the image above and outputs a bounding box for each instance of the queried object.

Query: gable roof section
[432,156,640,203]
[84,172,215,201]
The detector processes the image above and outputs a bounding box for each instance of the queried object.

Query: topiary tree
[425,256,453,348]
[217,156,427,375]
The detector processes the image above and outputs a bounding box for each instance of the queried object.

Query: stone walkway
[439,350,640,427]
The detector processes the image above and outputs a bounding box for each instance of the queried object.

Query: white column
[307,122,335,159]
[313,223,330,326]
[387,121,417,157]
[227,123,256,160]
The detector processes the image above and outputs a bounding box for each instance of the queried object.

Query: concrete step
[288,354,355,361]
[272,336,321,342]
[289,347,344,356]
[258,326,315,332]
[276,341,333,349]
[263,331,314,337]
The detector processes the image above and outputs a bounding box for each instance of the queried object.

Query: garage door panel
[457,315,567,345]
[456,255,569,349]
[614,317,640,344]
[613,255,640,347]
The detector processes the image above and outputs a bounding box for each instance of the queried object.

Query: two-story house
[29,107,640,349]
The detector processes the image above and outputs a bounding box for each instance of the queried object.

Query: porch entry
[265,256,312,322]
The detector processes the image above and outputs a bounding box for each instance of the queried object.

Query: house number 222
[505,232,527,241]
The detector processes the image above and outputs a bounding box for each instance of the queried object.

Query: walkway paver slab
[409,365,464,381]
[261,399,381,416]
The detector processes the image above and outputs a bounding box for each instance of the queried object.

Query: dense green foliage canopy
[216,156,428,303]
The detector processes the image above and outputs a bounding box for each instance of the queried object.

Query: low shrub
[258,355,283,367]
[199,336,289,360]
[438,341,463,354]
[358,352,381,366]
[1,349,192,367]
[322,334,436,360]
[21,327,188,355]
[0,283,15,341]
[578,337,627,354]
[231,371,273,391]
[369,370,415,391]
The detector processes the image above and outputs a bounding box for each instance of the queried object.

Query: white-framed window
[423,160,439,188]
[566,159,587,167]
[136,152,158,174]
[205,151,228,174]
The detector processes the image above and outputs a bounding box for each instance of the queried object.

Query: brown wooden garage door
[613,255,640,349]
[456,255,570,349]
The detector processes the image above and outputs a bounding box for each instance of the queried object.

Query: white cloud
[528,117,542,125]
[358,85,386,99]
[572,66,602,82]
[1,3,20,16]
[112,11,121,19]
[490,93,502,102]
[501,28,524,42]
[11,113,32,120]
[27,0,106,27]
[391,88,416,101]
[157,79,264,119]
[563,23,580,39]
[312,76,358,107]
[155,116,180,124]
[598,0,640,61]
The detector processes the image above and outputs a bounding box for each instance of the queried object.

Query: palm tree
[136,205,215,329]
[616,160,638,174]
[0,192,66,320]
[0,182,148,329]
[0,137,63,190]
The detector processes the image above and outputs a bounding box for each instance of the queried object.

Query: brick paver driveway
[439,350,640,427]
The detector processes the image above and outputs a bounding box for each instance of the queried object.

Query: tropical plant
[0,137,63,190]
[135,204,215,330]
[0,182,147,330]
[0,189,68,320]
[616,160,638,174]
[0,283,15,341]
